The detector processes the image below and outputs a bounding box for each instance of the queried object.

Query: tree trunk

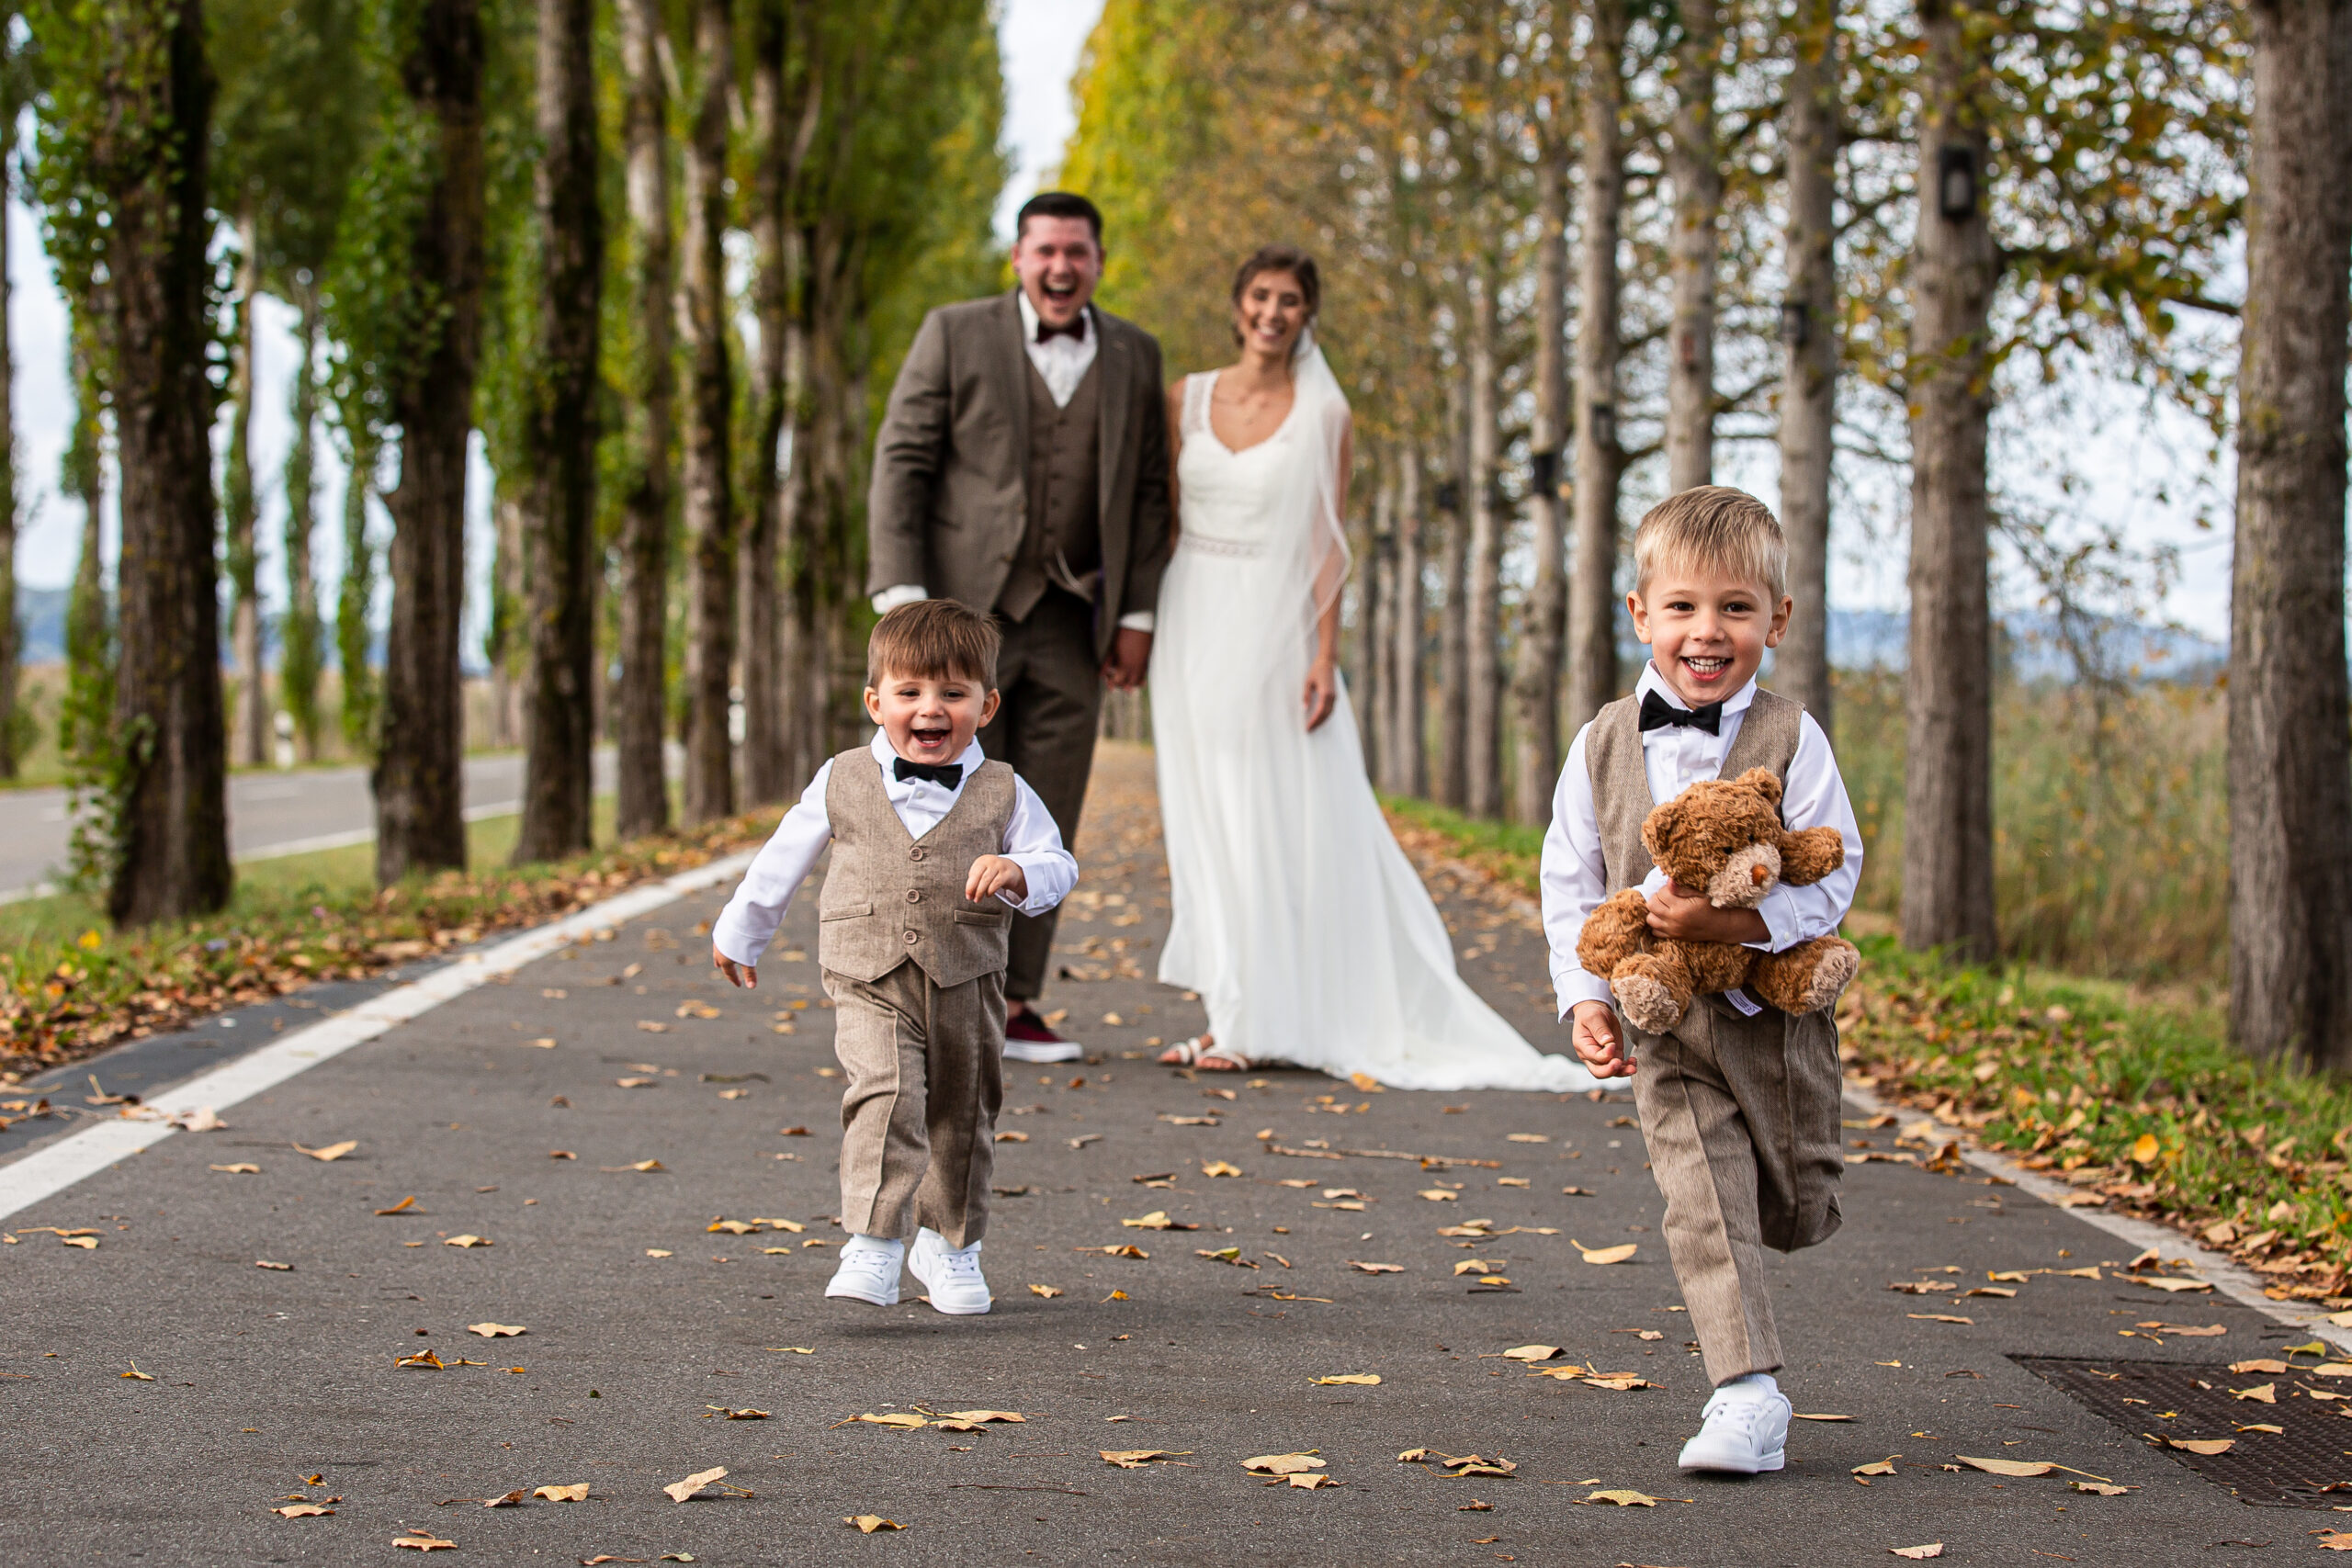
[615,0,675,840]
[2229,0,2352,1071]
[514,0,603,864]
[1776,0,1839,729]
[280,285,325,762]
[1464,267,1504,818]
[488,485,523,748]
[742,0,813,806]
[336,438,379,760]
[1388,442,1427,797]
[62,324,112,784]
[1567,0,1628,736]
[376,0,487,883]
[226,210,267,769]
[1512,135,1570,825]
[679,0,737,825]
[105,0,230,925]
[1436,374,1469,809]
[1899,0,1998,961]
[1365,461,1395,781]
[1665,0,1720,493]
[0,141,16,781]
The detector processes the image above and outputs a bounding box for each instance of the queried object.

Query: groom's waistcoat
[998,357,1102,623]
[817,750,1017,989]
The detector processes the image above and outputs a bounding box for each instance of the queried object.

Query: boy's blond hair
[1633,486,1787,603]
[866,598,1001,689]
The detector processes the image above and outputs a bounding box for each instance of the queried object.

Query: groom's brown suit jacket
[867,291,1173,661]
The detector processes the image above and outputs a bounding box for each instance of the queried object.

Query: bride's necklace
[1212,373,1293,446]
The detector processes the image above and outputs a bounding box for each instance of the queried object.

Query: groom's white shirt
[1540,663,1863,1019]
[710,732,1077,970]
[871,291,1155,634]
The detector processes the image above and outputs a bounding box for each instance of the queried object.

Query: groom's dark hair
[1015,191,1103,244]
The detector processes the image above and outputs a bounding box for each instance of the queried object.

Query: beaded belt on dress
[1180,533,1264,558]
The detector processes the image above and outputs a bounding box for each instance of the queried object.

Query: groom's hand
[1103,627,1153,691]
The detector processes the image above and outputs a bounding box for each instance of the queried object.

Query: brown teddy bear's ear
[1640,803,1676,863]
[1736,768,1784,809]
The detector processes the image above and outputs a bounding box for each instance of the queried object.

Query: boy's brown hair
[1633,485,1787,603]
[865,598,1001,689]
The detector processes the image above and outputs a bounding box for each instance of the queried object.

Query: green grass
[1378,791,2351,1302]
[0,793,778,1077]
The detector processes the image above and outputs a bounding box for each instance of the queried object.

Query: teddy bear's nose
[1750,863,1770,886]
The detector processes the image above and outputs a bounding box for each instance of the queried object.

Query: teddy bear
[1575,767,1861,1037]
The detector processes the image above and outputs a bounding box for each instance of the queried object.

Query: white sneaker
[823,1235,904,1306]
[907,1227,992,1315]
[1677,1378,1791,1474]
[1003,1037,1084,1065]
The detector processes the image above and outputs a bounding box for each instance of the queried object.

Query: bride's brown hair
[1231,245,1320,341]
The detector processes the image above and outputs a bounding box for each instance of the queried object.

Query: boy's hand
[1571,1000,1633,1078]
[1645,881,1770,945]
[966,854,1029,903]
[712,944,756,990]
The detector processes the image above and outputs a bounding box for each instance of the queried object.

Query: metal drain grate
[2015,1356,2352,1509]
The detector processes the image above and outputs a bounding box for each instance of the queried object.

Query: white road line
[0,848,755,1223]
[1842,1080,2352,1357]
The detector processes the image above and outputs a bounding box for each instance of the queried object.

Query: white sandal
[1159,1036,1252,1072]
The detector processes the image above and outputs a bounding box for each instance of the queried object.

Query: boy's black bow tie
[892,757,963,789]
[1638,690,1724,736]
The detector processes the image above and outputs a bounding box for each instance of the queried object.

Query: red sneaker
[1003,1007,1083,1064]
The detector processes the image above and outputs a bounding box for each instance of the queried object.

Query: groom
[867,190,1172,1064]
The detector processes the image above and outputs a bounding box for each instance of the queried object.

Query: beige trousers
[1627,996,1845,1386]
[825,958,1006,1248]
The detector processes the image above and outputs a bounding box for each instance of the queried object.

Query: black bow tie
[1035,313,1085,343]
[1638,690,1724,736]
[892,756,963,789]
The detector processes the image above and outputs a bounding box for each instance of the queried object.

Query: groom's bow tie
[892,756,963,789]
[1035,313,1086,344]
[1638,690,1724,736]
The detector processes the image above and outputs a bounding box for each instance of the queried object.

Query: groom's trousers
[978,588,1102,1002]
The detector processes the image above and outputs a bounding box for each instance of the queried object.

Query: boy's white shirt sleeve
[710,760,836,968]
[1001,775,1078,915]
[1744,711,1863,952]
[1540,723,1618,1018]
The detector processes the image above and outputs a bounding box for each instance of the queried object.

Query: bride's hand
[1303,657,1339,732]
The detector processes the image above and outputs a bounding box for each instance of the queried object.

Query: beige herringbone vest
[1584,684,1806,896]
[818,751,1018,989]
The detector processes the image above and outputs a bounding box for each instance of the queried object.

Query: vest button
[909,847,925,862]
[905,889,922,904]
[904,930,920,944]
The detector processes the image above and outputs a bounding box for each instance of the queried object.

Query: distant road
[0,750,626,902]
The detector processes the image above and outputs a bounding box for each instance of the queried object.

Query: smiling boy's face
[865,665,999,769]
[1627,561,1792,710]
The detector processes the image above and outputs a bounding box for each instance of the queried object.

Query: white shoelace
[933,1247,982,1278]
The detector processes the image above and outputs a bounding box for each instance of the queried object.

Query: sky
[10,0,2239,656]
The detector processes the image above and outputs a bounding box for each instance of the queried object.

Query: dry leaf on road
[295,1141,356,1162]
[704,1406,770,1420]
[2169,1438,2234,1455]
[2132,1276,2213,1293]
[1853,1458,1897,1477]
[481,1490,527,1507]
[1888,1546,1943,1561]
[533,1484,589,1502]
[1101,1450,1189,1468]
[663,1465,730,1502]
[2069,1481,2132,1495]
[1794,1413,1855,1422]
[995,1131,1028,1144]
[392,1535,457,1551]
[1506,1134,1548,1143]
[635,1021,669,1033]
[1287,1472,1338,1489]
[2140,1322,2225,1337]
[2231,1359,2290,1374]
[845,1516,903,1532]
[467,1323,526,1337]
[1419,1190,1459,1201]
[1029,1284,1063,1298]
[443,1235,490,1248]
[1122,1211,1197,1231]
[1202,1161,1243,1178]
[1908,1314,1973,1325]
[1501,1345,1563,1361]
[1348,1261,1404,1274]
[1242,1452,1326,1475]
[1195,1247,1256,1267]
[1956,1455,2058,1477]
[120,1363,154,1381]
[2233,1383,2277,1403]
[272,1504,332,1517]
[854,1413,929,1430]
[1578,1489,1658,1506]
[1572,1241,1637,1265]
[2314,1531,2352,1551]
[210,1163,260,1175]
[254,1259,290,1270]
[1313,1374,1381,1385]
[375,1197,418,1215]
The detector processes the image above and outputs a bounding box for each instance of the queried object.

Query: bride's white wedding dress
[1149,345,1598,1092]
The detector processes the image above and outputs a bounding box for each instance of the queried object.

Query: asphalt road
[0,750,638,900]
[0,744,2319,1564]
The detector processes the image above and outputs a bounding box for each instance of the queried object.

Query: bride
[1150,246,1597,1092]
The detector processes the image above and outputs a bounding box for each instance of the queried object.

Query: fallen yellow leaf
[2130,1132,2161,1164]
[1242,1452,1325,1475]
[273,1504,333,1517]
[1502,1344,1563,1361]
[1506,1134,1549,1144]
[1572,1241,1638,1265]
[1313,1374,1381,1385]
[1955,1455,2056,1478]
[663,1465,729,1502]
[295,1141,356,1161]
[210,1163,260,1174]
[2168,1438,2234,1455]
[855,1413,929,1430]
[2233,1382,2277,1403]
[442,1235,490,1248]
[1029,1284,1063,1298]
[392,1535,457,1551]
[466,1323,526,1337]
[1288,1472,1338,1489]
[1853,1458,1898,1477]
[1418,1189,1459,1201]
[1889,1546,1943,1561]
[1101,1449,1189,1467]
[845,1515,903,1532]
[1202,1161,1243,1178]
[534,1483,589,1502]
[1347,1260,1403,1274]
[1578,1488,1658,1506]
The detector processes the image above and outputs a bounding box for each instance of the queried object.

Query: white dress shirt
[871,290,1155,634]
[710,732,1078,969]
[1539,662,1863,1018]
